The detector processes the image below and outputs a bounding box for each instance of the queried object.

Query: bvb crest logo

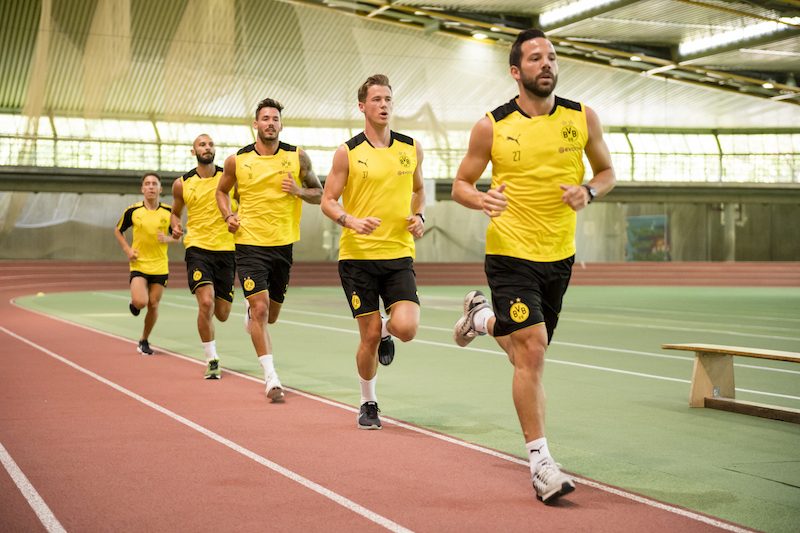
[351,292,361,310]
[509,298,530,323]
[399,152,411,168]
[561,124,578,142]
[192,269,202,282]
[243,277,255,292]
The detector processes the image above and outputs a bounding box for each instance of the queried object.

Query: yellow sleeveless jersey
[181,166,236,251]
[234,142,302,246]
[117,201,172,274]
[486,96,588,262]
[339,131,417,260]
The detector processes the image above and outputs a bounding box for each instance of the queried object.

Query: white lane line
[7,305,753,533]
[560,317,800,341]
[0,326,412,533]
[422,297,800,325]
[95,292,800,376]
[87,292,800,397]
[0,441,67,533]
[569,303,800,324]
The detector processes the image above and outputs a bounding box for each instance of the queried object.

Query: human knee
[267,301,282,324]
[215,306,231,322]
[361,329,382,351]
[513,335,547,370]
[390,321,417,342]
[197,297,214,317]
[249,300,269,323]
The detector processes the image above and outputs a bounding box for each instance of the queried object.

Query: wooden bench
[661,343,800,424]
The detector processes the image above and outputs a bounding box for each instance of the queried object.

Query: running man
[321,74,426,430]
[171,134,236,380]
[216,98,322,402]
[451,29,616,503]
[114,172,180,355]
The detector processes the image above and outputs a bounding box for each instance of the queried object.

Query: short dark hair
[255,98,284,120]
[141,172,161,184]
[509,28,548,67]
[358,74,391,103]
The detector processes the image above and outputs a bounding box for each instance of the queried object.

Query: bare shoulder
[467,115,493,154]
[171,176,183,194]
[584,105,602,127]
[474,115,493,135]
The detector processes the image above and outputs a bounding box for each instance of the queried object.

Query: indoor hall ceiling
[0,0,798,131]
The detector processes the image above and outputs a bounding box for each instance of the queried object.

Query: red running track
[0,262,754,532]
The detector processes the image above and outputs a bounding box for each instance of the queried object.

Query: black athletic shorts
[485,254,574,342]
[338,257,419,318]
[129,271,168,287]
[235,243,293,303]
[185,246,236,302]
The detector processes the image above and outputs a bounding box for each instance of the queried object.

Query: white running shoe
[244,298,251,333]
[532,460,575,504]
[453,290,491,347]
[265,373,285,403]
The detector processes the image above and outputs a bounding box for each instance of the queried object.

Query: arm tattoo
[336,214,348,227]
[299,149,321,188]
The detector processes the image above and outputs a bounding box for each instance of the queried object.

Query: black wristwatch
[582,184,597,204]
[415,212,425,224]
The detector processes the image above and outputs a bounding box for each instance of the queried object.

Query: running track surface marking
[0,264,753,532]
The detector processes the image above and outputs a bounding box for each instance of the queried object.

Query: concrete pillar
[722,203,736,261]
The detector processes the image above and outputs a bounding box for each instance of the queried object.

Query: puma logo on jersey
[506,135,520,145]
[357,159,368,167]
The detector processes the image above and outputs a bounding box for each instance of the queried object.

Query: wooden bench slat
[662,342,800,424]
[661,343,800,363]
[704,397,800,424]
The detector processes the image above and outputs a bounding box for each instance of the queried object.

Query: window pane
[605,133,630,153]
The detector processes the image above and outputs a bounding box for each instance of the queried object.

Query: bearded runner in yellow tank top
[451,29,616,504]
[216,98,322,403]
[486,97,587,262]
[339,131,417,260]
[170,134,239,380]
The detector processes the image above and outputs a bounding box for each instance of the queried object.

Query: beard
[258,129,279,143]
[196,153,214,165]
[521,71,557,98]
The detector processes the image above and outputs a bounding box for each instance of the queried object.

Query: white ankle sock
[258,354,275,377]
[381,316,390,338]
[526,437,551,474]
[473,307,494,334]
[359,375,377,404]
[202,340,218,361]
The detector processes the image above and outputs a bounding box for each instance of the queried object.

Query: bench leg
[689,353,735,407]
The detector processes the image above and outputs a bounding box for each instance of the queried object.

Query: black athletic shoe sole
[537,481,576,504]
[129,303,140,316]
[378,336,395,366]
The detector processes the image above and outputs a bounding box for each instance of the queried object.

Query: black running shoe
[129,302,140,316]
[378,336,395,366]
[358,401,382,430]
[137,339,154,355]
[204,359,221,379]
